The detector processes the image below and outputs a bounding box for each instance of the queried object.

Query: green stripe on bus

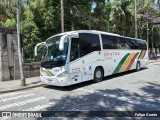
[113,53,130,74]
[48,71,54,76]
[138,50,143,59]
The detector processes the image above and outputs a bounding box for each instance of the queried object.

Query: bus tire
[136,62,140,71]
[94,67,104,82]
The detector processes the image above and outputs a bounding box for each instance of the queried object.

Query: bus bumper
[40,76,60,86]
[40,76,70,86]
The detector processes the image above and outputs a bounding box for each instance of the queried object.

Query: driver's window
[70,38,80,62]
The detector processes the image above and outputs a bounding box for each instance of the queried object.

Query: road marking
[0,93,35,103]
[0,97,46,110]
[76,88,160,110]
[23,101,57,111]
[0,91,28,98]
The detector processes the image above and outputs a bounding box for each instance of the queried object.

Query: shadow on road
[43,80,94,91]
[37,77,160,120]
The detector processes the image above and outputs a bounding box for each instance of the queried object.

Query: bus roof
[46,30,145,42]
[46,30,120,41]
[76,30,120,36]
[119,36,146,41]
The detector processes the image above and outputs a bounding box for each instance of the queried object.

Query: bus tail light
[57,71,68,78]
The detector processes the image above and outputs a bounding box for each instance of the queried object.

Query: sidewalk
[149,59,160,63]
[0,59,159,94]
[0,76,43,94]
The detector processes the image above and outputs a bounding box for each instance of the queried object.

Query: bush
[25,58,35,63]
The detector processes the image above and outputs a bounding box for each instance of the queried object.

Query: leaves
[0,0,160,60]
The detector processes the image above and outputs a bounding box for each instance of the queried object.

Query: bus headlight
[57,71,68,78]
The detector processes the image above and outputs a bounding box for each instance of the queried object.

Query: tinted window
[70,33,101,62]
[79,33,101,57]
[125,38,135,49]
[70,38,80,62]
[136,40,147,50]
[101,34,147,50]
[128,39,138,49]
[101,35,130,49]
[125,38,147,50]
[116,37,131,49]
[101,34,117,49]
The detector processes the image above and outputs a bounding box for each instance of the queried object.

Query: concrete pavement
[148,59,160,63]
[0,59,159,94]
[0,76,43,94]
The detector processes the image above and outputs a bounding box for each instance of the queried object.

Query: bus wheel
[94,67,104,82]
[136,62,140,71]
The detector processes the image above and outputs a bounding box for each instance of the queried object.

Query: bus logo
[104,51,120,58]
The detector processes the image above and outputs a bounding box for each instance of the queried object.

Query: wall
[0,28,20,81]
[0,28,41,82]
[23,62,40,78]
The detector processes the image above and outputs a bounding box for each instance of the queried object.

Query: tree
[3,18,16,28]
[2,0,159,61]
[0,0,17,28]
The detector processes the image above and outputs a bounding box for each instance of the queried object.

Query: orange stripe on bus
[139,50,144,59]
[126,52,139,71]
[141,50,146,59]
[119,53,135,72]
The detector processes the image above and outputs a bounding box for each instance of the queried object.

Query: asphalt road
[0,62,160,120]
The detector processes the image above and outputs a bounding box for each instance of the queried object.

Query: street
[0,62,160,120]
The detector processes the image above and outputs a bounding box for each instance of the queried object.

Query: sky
[154,0,159,8]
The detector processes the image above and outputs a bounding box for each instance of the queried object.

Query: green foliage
[1,0,160,62]
[25,58,35,63]
[4,19,16,28]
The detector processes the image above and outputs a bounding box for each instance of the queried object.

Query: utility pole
[61,0,64,32]
[88,2,91,30]
[146,20,150,59]
[135,0,138,38]
[89,11,91,30]
[16,0,26,86]
[147,20,149,50]
[151,26,154,50]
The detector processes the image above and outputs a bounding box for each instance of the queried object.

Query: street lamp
[147,22,155,60]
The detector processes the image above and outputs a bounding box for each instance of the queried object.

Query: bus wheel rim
[96,70,101,78]
[138,63,140,70]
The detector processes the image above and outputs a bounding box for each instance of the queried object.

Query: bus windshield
[41,35,69,68]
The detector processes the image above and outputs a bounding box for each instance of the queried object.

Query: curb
[149,60,160,63]
[0,83,44,94]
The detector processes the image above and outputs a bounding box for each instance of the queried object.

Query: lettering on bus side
[72,68,80,73]
[104,51,120,59]
[54,69,59,72]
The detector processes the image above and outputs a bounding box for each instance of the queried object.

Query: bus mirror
[59,35,68,51]
[34,42,45,57]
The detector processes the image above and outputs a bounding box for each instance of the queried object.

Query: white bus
[35,30,148,86]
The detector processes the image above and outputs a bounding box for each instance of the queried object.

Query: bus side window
[117,37,130,49]
[130,39,137,49]
[70,38,80,62]
[79,33,101,57]
[71,33,101,62]
[101,34,117,49]
[136,40,147,50]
